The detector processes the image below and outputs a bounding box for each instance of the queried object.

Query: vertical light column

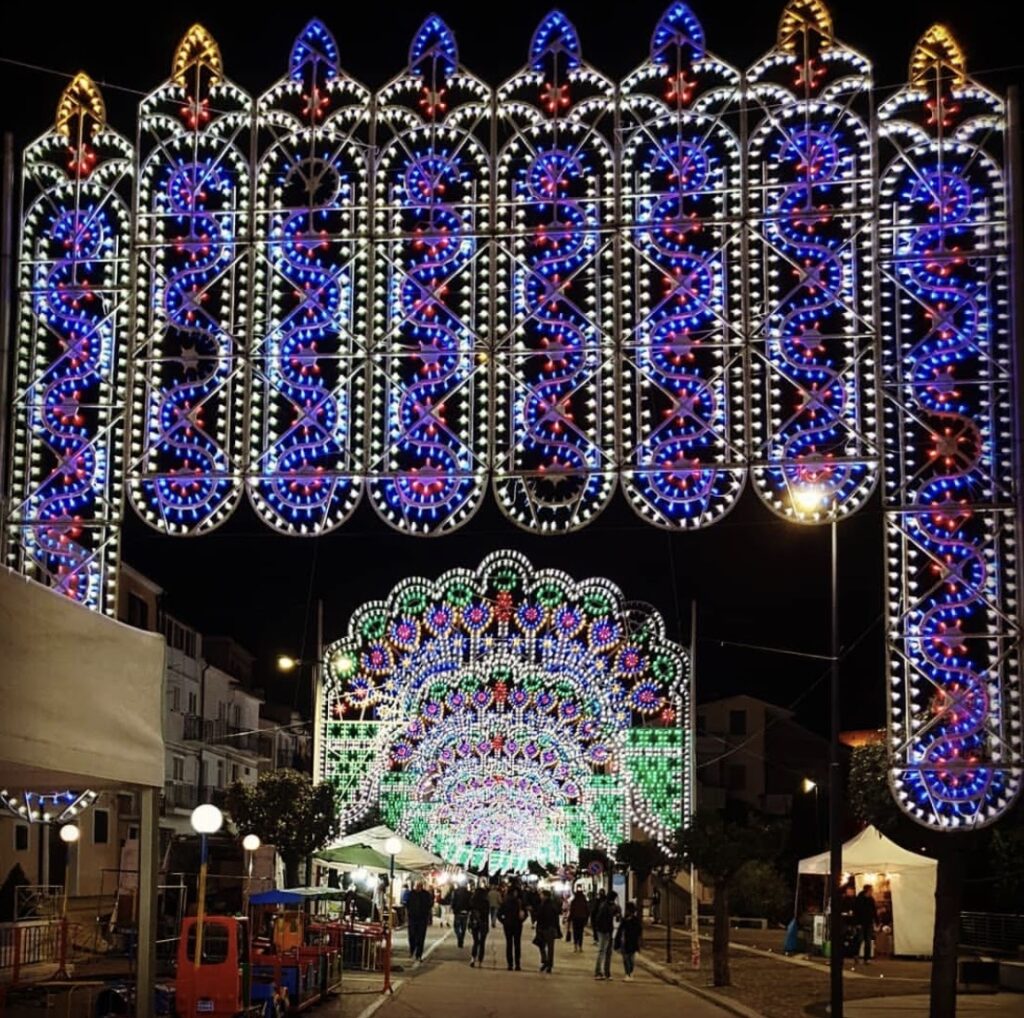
[746,0,878,522]
[7,75,131,613]
[493,11,617,532]
[129,25,251,534]
[367,16,491,534]
[619,3,746,529]
[249,20,370,534]
[879,27,1022,827]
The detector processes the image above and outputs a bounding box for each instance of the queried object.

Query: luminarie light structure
[318,551,688,870]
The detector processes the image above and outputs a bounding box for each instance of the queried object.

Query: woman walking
[615,901,642,981]
[497,883,525,970]
[468,884,490,967]
[568,887,590,952]
[534,889,561,973]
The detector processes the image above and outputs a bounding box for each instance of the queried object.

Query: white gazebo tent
[798,825,937,955]
[332,824,443,871]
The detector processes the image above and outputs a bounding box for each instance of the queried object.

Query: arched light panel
[318,551,689,867]
[367,16,491,535]
[879,26,1022,829]
[6,75,131,614]
[745,0,879,523]
[249,20,370,535]
[493,10,618,533]
[127,25,251,535]
[619,4,746,529]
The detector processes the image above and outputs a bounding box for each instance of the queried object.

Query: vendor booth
[798,825,937,956]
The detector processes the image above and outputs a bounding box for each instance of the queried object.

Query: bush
[729,860,791,925]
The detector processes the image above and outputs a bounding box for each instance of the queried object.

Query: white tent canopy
[798,825,937,956]
[332,824,443,871]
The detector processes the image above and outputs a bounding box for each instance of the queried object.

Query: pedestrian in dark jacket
[569,888,590,951]
[451,883,471,948]
[534,889,561,973]
[497,886,525,970]
[589,888,605,944]
[614,902,642,980]
[468,885,490,967]
[593,890,620,979]
[853,885,877,964]
[405,881,433,961]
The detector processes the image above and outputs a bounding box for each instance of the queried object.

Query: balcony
[163,781,198,811]
[182,716,271,757]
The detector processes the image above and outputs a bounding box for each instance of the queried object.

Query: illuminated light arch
[127,25,251,535]
[318,552,688,868]
[746,0,879,523]
[366,15,491,534]
[248,20,370,535]
[6,75,132,612]
[493,10,617,533]
[619,4,747,529]
[878,27,1022,828]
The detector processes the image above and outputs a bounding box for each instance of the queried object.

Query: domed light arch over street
[317,551,689,870]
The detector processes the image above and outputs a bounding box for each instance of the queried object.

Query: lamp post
[190,803,224,969]
[58,823,79,918]
[792,485,842,1018]
[802,778,821,848]
[383,836,402,994]
[243,834,261,911]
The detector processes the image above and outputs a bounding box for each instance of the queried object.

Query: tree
[615,838,669,904]
[848,744,978,1018]
[224,769,341,887]
[677,808,782,986]
[730,860,791,925]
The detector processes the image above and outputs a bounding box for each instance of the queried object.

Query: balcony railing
[182,716,272,757]
[163,781,198,811]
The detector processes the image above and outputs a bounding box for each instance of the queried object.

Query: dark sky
[2,1,1017,733]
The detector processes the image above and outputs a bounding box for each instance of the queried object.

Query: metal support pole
[0,132,15,559]
[137,786,159,1018]
[828,520,843,1018]
[195,833,209,969]
[382,854,395,994]
[689,599,700,969]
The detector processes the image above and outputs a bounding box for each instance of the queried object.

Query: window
[727,764,746,791]
[186,922,229,964]
[232,704,241,728]
[216,759,225,788]
[187,691,197,715]
[93,809,110,845]
[15,824,29,851]
[169,685,181,712]
[231,764,239,783]
[729,709,747,736]
[172,756,185,782]
[127,594,149,630]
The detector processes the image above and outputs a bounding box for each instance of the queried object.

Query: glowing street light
[190,804,223,968]
[276,654,299,672]
[242,834,261,908]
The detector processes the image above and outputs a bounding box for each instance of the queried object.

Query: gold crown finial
[55,72,105,139]
[910,24,966,89]
[778,0,834,54]
[172,23,223,87]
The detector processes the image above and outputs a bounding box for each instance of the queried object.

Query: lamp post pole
[383,836,401,994]
[828,519,843,1018]
[190,805,224,970]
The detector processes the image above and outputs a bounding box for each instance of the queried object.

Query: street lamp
[243,834,261,909]
[383,835,402,993]
[54,824,79,979]
[191,803,224,969]
[791,484,843,1018]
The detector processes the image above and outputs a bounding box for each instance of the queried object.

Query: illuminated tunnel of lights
[3,1,1020,833]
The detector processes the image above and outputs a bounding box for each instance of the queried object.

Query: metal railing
[163,780,198,811]
[0,918,74,979]
[182,716,273,756]
[960,912,1024,954]
[14,886,61,921]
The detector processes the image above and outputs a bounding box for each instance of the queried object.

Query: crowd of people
[402,879,643,980]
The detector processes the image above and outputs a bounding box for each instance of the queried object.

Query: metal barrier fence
[0,919,74,982]
[960,912,1024,955]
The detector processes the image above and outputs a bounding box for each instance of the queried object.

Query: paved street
[343,926,736,1018]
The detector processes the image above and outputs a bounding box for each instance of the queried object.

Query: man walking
[593,890,620,979]
[405,881,433,961]
[498,883,525,970]
[488,883,502,929]
[854,884,877,964]
[451,880,471,949]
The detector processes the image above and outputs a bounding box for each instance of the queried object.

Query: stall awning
[316,844,395,873]
[249,887,345,905]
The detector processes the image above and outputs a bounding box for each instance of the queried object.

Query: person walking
[405,881,433,961]
[569,887,590,952]
[497,883,525,970]
[593,890,620,980]
[589,888,605,945]
[651,887,661,924]
[451,881,471,949]
[469,884,491,967]
[487,883,502,929]
[853,884,877,965]
[615,902,642,981]
[534,889,561,973]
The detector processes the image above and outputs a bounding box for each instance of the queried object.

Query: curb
[352,929,451,1018]
[635,951,768,1018]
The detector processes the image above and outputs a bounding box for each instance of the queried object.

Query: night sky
[2,1,1017,733]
